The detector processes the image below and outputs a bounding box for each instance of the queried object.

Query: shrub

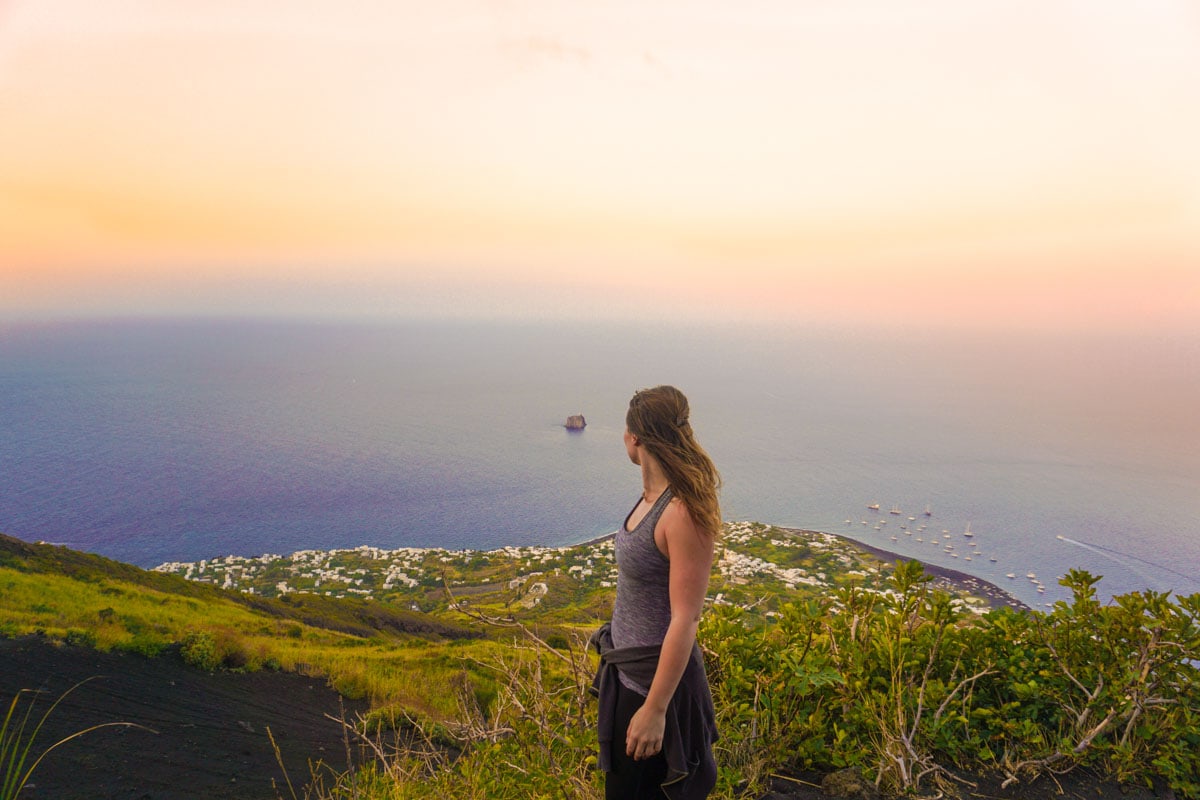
[63,629,96,649]
[179,631,221,672]
[121,632,169,659]
[702,563,1200,799]
[214,629,250,670]
[992,572,1200,795]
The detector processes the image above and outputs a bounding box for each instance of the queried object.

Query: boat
[963,522,974,538]
[1006,573,1016,579]
[989,557,998,562]
[889,505,901,515]
[867,503,880,511]
[924,504,932,516]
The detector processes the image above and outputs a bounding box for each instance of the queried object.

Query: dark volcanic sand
[0,637,367,800]
[784,528,1030,611]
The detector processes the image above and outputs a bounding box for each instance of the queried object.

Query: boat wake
[1056,535,1200,591]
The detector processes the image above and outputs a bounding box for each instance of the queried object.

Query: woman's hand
[625,703,667,760]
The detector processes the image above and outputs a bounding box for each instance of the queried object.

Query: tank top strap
[645,486,674,526]
[625,486,674,533]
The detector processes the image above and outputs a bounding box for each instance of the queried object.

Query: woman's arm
[624,501,715,760]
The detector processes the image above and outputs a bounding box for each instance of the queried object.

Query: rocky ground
[3,636,1171,800]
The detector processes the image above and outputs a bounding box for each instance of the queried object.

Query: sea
[2,317,1197,610]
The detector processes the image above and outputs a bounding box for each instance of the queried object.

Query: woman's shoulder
[661,497,712,541]
[661,494,689,520]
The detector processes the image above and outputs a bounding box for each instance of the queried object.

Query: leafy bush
[991,571,1200,792]
[179,631,221,671]
[702,564,1200,798]
[62,629,97,649]
[121,632,169,658]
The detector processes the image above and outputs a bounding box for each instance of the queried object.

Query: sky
[2,0,1198,330]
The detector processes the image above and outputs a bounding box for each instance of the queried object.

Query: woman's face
[623,428,641,465]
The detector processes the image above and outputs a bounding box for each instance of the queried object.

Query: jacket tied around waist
[589,621,718,799]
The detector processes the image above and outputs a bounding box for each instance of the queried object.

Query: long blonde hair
[626,386,722,538]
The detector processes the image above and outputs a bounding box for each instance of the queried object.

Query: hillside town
[154,521,1010,617]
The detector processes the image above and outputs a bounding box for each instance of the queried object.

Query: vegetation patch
[2,528,1196,798]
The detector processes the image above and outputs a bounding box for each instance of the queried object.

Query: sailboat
[889,505,901,515]
[924,504,932,516]
[963,522,974,538]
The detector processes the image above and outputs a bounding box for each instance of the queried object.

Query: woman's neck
[640,460,669,503]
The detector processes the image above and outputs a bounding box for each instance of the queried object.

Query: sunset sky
[2,1,1198,329]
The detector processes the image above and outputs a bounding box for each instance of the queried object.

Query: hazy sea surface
[2,317,1197,609]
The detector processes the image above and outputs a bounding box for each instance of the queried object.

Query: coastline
[788,527,1030,611]
[579,525,1029,612]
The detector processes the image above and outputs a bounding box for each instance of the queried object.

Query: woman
[591,386,721,800]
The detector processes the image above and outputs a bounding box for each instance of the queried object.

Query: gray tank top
[610,487,674,693]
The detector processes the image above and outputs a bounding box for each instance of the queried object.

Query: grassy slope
[0,533,509,719]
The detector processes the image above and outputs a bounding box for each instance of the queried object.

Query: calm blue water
[2,317,1197,608]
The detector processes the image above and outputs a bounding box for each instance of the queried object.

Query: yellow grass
[0,567,514,724]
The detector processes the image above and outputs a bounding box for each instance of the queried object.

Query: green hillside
[1,532,496,718]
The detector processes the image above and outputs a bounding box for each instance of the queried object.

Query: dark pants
[606,677,669,799]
